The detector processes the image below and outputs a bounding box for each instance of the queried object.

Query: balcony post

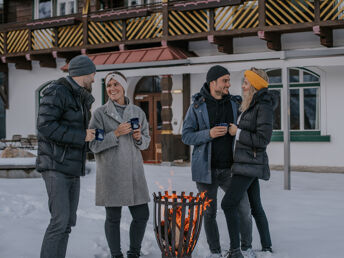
[314,0,320,23]
[3,31,7,55]
[258,0,266,28]
[82,0,90,48]
[209,8,215,32]
[162,0,169,39]
[28,29,32,52]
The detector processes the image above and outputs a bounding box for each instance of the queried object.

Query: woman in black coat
[221,68,276,258]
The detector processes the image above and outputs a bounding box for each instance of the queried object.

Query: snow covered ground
[1,163,344,258]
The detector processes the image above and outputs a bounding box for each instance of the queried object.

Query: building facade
[0,0,343,170]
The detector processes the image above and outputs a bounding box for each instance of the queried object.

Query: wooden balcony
[0,0,344,69]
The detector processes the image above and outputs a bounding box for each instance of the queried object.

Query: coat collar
[104,97,131,124]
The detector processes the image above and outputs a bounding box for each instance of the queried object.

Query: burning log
[153,191,211,258]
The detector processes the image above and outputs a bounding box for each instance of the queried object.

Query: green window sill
[271,131,330,142]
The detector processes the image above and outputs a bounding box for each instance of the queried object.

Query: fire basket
[153,191,210,258]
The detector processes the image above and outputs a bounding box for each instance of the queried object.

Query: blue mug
[95,129,105,141]
[129,118,140,130]
[215,123,228,127]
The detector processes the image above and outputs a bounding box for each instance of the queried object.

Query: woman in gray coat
[89,71,151,258]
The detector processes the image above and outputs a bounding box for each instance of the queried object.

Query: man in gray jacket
[182,65,254,258]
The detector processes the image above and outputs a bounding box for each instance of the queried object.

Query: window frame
[266,67,330,142]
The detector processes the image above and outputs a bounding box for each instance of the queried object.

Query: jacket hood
[251,88,279,110]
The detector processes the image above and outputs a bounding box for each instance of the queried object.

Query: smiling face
[106,79,125,102]
[242,77,252,96]
[209,74,231,99]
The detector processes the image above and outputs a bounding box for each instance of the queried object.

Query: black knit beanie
[206,65,230,85]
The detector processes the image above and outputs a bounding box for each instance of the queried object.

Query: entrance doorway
[134,76,162,163]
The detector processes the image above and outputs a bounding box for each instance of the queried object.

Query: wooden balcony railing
[0,0,343,60]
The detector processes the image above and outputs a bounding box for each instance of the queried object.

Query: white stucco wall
[6,59,66,138]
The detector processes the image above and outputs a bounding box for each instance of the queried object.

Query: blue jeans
[40,171,80,258]
[221,175,272,250]
[196,169,253,254]
[105,204,149,257]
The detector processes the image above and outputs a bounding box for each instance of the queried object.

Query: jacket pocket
[53,144,68,163]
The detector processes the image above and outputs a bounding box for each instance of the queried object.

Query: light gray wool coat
[89,99,151,207]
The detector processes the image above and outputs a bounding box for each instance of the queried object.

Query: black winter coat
[231,88,277,180]
[36,77,95,176]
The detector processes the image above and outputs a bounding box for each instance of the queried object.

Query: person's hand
[114,123,132,137]
[210,126,227,138]
[132,127,142,141]
[228,123,238,136]
[85,129,95,142]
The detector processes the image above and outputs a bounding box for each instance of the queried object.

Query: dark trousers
[105,203,149,257]
[221,175,272,250]
[196,169,253,254]
[40,171,80,258]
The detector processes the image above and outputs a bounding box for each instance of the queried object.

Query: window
[0,0,5,24]
[57,0,76,16]
[36,0,52,19]
[266,68,320,131]
[35,0,77,19]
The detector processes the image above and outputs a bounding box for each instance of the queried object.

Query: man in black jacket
[182,65,253,258]
[37,55,96,258]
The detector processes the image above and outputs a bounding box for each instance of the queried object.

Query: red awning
[61,46,194,72]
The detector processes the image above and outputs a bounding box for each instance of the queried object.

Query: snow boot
[261,247,273,253]
[242,248,256,258]
[226,248,244,258]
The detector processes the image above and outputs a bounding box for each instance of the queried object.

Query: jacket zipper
[253,148,257,158]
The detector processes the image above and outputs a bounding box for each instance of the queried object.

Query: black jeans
[196,169,252,254]
[105,203,149,257]
[40,171,80,258]
[221,175,272,250]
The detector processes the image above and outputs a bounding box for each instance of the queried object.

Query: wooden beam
[313,26,333,48]
[258,31,281,51]
[6,56,32,70]
[169,0,243,11]
[208,35,233,54]
[29,54,57,68]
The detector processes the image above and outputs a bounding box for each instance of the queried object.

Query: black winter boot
[226,248,244,258]
[127,251,140,258]
[112,254,124,258]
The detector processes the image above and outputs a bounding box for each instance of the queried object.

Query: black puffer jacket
[36,77,95,176]
[231,88,277,180]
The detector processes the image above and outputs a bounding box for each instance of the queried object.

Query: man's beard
[84,83,92,93]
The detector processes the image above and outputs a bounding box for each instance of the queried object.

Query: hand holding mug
[132,127,142,141]
[85,129,95,142]
[228,123,238,136]
[114,123,132,137]
[210,125,227,138]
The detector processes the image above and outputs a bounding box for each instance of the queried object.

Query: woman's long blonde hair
[240,67,268,112]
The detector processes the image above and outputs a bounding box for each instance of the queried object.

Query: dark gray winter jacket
[231,88,277,180]
[36,77,94,176]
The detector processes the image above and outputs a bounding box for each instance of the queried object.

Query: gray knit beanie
[68,55,96,77]
[206,65,230,85]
